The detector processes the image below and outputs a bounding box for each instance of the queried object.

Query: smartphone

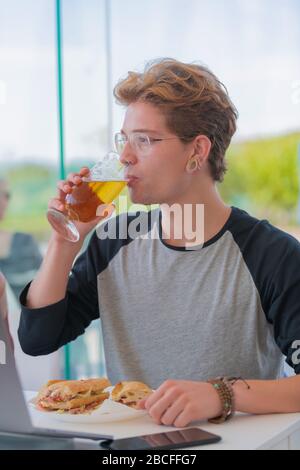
[100,427,221,450]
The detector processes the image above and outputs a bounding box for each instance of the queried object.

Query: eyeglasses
[114,131,181,156]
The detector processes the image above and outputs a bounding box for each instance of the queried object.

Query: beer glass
[47,151,126,242]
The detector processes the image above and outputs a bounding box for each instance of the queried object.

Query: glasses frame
[114,131,184,156]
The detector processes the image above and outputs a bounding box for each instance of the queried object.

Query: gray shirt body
[19,207,300,388]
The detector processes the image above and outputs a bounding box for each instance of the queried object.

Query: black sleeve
[232,215,300,375]
[264,237,300,374]
[18,214,136,356]
[18,231,102,356]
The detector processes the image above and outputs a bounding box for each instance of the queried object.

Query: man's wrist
[208,382,223,417]
[207,376,251,423]
[49,232,84,254]
[207,378,234,423]
[232,378,253,412]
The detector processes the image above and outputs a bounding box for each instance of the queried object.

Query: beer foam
[87,152,125,182]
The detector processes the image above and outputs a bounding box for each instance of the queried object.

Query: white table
[25,391,300,450]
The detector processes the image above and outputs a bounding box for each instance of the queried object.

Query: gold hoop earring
[186,158,198,172]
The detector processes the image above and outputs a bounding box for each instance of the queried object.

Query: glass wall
[0,0,109,381]
[0,0,61,389]
[60,0,108,378]
[0,0,58,240]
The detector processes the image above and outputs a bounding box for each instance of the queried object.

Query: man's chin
[130,196,157,205]
[129,190,158,206]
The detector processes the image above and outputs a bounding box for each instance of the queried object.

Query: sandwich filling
[36,378,110,414]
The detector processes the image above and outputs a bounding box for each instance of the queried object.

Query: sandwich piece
[111,381,152,409]
[36,377,111,414]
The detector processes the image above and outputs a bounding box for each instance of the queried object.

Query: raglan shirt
[18,207,300,389]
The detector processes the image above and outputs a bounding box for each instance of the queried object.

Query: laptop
[0,311,113,443]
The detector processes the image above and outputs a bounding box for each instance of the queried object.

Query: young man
[19,59,300,427]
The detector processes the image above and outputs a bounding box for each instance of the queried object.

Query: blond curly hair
[114,58,238,182]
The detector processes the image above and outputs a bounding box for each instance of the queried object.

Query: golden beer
[65,179,126,223]
[47,151,124,242]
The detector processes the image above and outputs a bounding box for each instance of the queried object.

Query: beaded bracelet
[207,376,250,424]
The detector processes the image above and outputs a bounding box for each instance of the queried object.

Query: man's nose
[119,141,138,166]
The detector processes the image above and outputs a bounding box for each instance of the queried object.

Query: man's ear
[186,135,211,173]
[193,135,211,163]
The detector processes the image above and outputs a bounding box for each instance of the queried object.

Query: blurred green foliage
[0,164,56,240]
[1,131,299,240]
[220,132,300,225]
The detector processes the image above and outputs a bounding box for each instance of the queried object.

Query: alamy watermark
[96,197,205,250]
[291,340,300,366]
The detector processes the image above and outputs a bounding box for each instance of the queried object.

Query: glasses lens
[114,132,151,155]
[115,133,126,155]
[133,133,150,152]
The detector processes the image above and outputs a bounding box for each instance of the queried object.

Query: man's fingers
[57,180,72,194]
[56,168,88,193]
[67,168,90,184]
[48,198,65,212]
[160,396,186,427]
[96,203,115,219]
[143,385,167,409]
[79,167,90,176]
[66,172,84,186]
[137,398,147,409]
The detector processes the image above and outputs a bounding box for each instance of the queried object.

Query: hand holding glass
[47,152,126,242]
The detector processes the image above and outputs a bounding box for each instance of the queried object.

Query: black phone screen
[101,427,221,450]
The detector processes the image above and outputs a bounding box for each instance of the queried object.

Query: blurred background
[0,0,299,388]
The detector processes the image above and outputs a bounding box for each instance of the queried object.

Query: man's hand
[138,379,222,427]
[49,167,115,243]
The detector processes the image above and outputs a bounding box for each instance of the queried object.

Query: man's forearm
[26,235,83,309]
[234,375,300,414]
